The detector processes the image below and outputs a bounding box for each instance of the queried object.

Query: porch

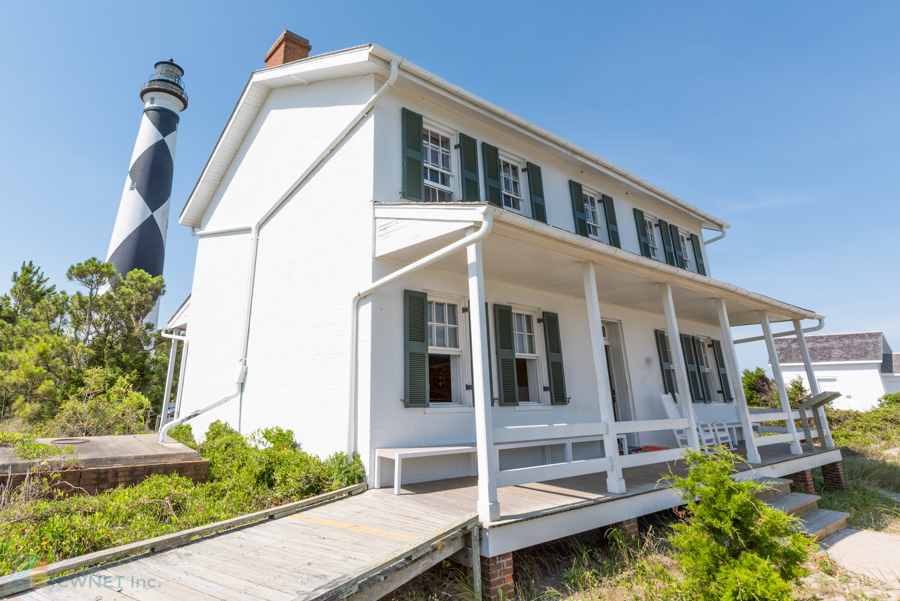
[374,442,842,557]
[370,201,837,525]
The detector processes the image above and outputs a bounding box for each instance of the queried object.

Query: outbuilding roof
[774,332,891,364]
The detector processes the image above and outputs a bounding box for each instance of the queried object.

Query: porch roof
[374,202,821,328]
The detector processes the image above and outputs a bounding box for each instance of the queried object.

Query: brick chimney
[264,30,312,68]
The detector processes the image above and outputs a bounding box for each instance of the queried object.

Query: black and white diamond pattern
[106,106,180,325]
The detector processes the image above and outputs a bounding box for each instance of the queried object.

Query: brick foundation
[0,459,209,495]
[785,469,816,495]
[610,517,639,541]
[482,552,514,601]
[821,461,848,492]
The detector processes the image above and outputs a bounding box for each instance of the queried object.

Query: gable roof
[179,44,731,231]
[774,332,889,364]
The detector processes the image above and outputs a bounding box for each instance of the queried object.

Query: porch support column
[467,230,500,522]
[660,283,700,449]
[582,262,625,494]
[794,320,835,449]
[760,311,803,455]
[714,298,761,464]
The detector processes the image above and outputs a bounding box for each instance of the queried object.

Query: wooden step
[753,477,792,501]
[794,509,850,542]
[764,492,821,518]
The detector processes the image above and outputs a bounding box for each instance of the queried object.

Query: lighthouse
[105,59,187,327]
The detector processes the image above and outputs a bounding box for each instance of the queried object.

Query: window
[423,127,453,203]
[696,338,720,401]
[513,311,542,403]
[679,231,695,273]
[645,216,660,260]
[583,191,608,244]
[427,300,463,403]
[500,159,524,213]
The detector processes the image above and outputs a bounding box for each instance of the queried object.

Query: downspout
[733,317,825,345]
[160,59,400,442]
[347,214,493,455]
[704,228,727,245]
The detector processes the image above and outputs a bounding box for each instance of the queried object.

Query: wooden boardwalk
[3,442,837,600]
[4,487,478,601]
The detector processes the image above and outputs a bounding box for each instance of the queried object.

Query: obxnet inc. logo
[10,555,161,592]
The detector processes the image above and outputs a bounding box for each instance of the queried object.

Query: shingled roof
[773,332,891,364]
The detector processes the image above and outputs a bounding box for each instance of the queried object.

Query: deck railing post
[467,230,500,522]
[760,311,803,455]
[660,283,701,449]
[582,262,625,493]
[714,298,761,463]
[794,319,835,449]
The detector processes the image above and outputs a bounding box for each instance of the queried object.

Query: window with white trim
[500,158,525,213]
[582,190,608,244]
[513,311,544,403]
[427,299,465,403]
[423,127,453,203]
[644,215,660,260]
[679,230,695,273]
[696,336,721,401]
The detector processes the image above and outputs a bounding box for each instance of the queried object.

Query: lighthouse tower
[105,59,188,327]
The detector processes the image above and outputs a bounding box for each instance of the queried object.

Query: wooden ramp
[2,485,479,601]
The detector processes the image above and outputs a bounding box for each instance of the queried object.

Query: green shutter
[466,302,495,404]
[654,330,676,394]
[679,333,702,402]
[690,234,706,276]
[658,219,676,266]
[693,336,712,402]
[404,290,428,407]
[634,209,651,258]
[482,143,502,207]
[670,224,685,268]
[712,340,733,402]
[493,303,518,406]
[459,133,480,202]
[542,311,567,405]
[401,109,423,202]
[568,180,588,237]
[526,162,547,223]
[601,194,621,248]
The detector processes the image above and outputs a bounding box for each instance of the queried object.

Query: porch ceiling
[374,203,821,328]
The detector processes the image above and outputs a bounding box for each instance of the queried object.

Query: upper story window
[644,215,660,261]
[423,127,453,203]
[678,229,696,273]
[583,190,608,244]
[500,158,524,213]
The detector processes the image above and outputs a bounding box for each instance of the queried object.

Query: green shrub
[878,392,900,409]
[666,449,813,601]
[36,368,152,438]
[827,406,900,455]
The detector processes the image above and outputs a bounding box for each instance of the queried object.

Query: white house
[162,31,845,579]
[776,332,900,411]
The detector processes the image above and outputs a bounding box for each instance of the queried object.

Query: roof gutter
[733,317,826,345]
[369,46,729,232]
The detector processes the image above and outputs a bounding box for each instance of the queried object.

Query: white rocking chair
[660,393,733,450]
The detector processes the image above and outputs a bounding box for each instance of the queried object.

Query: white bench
[374,444,477,495]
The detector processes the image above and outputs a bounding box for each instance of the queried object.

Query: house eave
[181,44,730,232]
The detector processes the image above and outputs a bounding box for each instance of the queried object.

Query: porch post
[714,298,761,463]
[793,320,835,449]
[659,283,700,448]
[467,229,500,522]
[582,262,625,494]
[759,311,803,455]
[162,332,178,425]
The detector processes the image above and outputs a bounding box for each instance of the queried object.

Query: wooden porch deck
[4,443,840,600]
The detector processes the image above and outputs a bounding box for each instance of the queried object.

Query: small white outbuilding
[776,332,900,411]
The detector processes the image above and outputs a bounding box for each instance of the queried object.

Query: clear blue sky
[1,1,898,374]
